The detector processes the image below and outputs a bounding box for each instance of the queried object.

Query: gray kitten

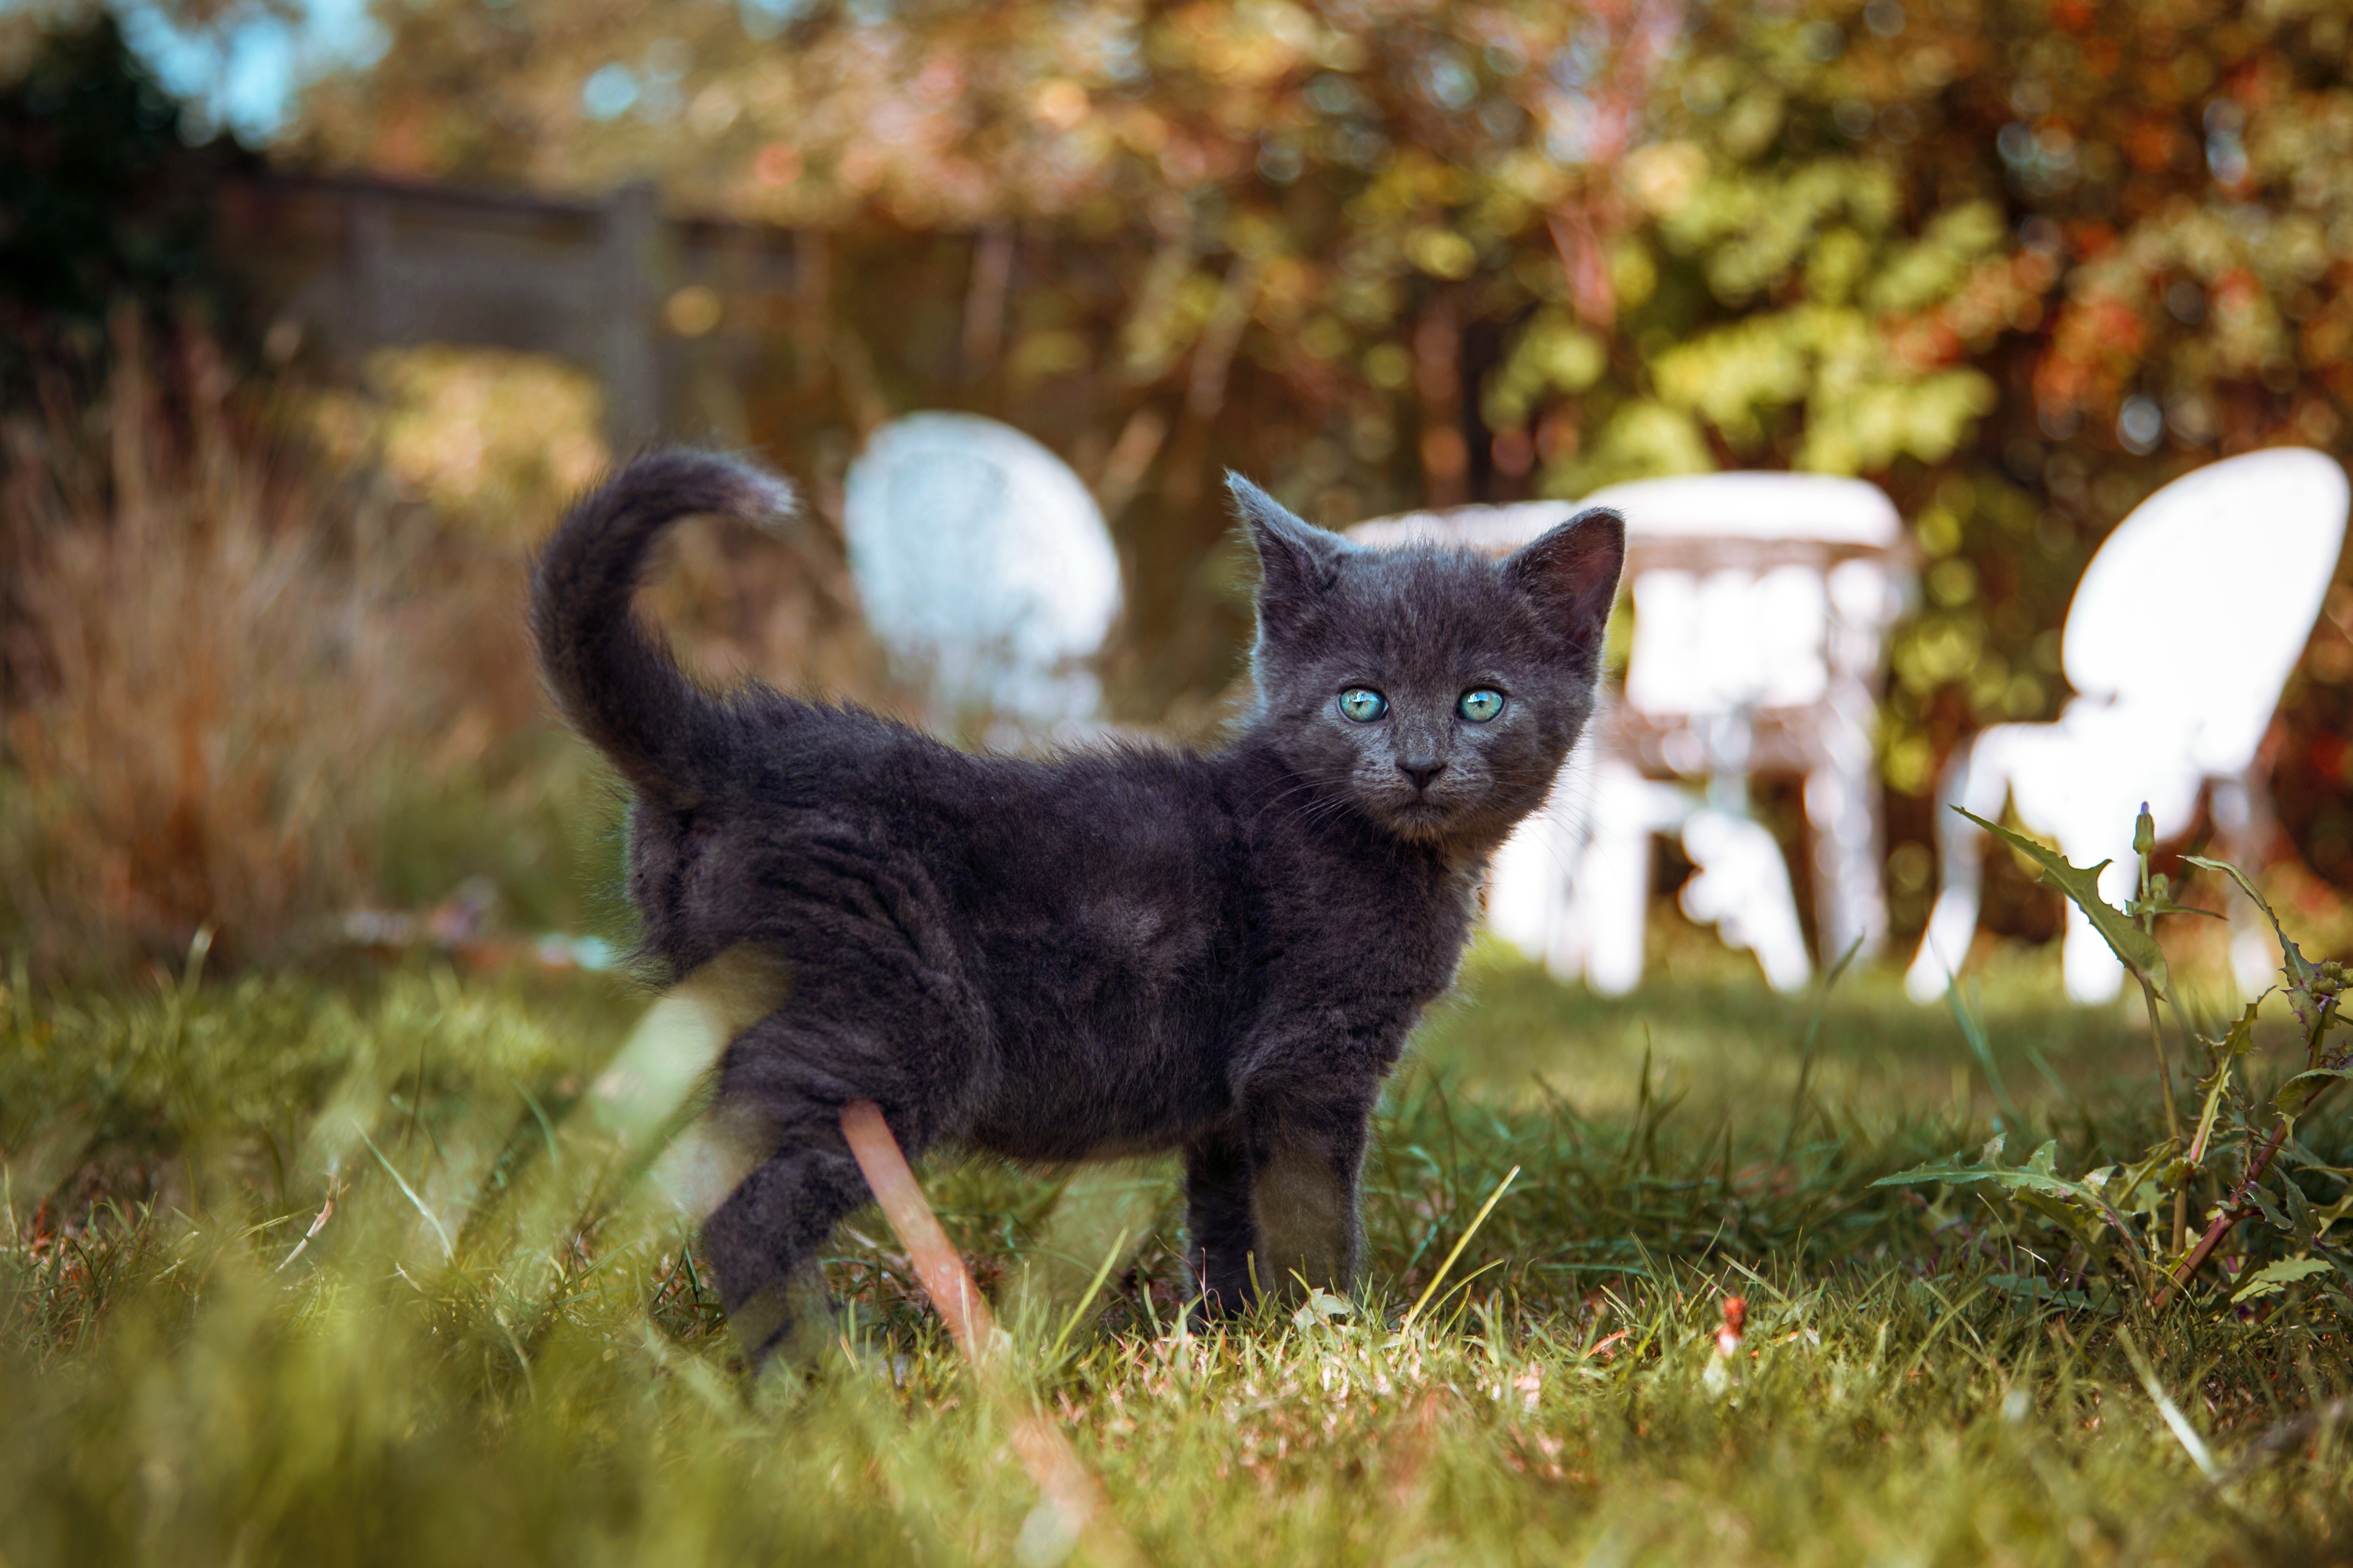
[531,450,1623,1359]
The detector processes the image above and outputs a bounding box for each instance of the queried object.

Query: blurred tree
[142,0,2353,917]
[0,13,253,350]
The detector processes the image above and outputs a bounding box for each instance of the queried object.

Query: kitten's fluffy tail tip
[724,463,800,528]
[610,447,799,530]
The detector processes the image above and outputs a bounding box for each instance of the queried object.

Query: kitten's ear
[1228,473,1348,616]
[1505,507,1626,654]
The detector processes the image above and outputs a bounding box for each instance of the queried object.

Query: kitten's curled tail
[530,449,797,807]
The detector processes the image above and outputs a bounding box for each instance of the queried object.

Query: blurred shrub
[0,318,590,975]
[308,346,610,539]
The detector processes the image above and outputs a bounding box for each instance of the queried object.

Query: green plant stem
[2127,831,2188,1259]
[2152,1076,2341,1310]
[2137,976,2187,1257]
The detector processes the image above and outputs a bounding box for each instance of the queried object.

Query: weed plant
[1880,808,2353,1324]
[5,933,2349,1566]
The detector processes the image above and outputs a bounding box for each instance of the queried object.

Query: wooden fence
[218,173,802,445]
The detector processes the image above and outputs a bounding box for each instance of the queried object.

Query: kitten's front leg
[1247,1097,1369,1302]
[1183,1094,1373,1320]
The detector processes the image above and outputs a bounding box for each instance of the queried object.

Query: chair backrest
[844,413,1121,728]
[1579,472,1903,719]
[1576,472,1904,547]
[1348,472,1902,551]
[1345,500,1575,553]
[2061,447,2348,774]
[1619,563,1831,715]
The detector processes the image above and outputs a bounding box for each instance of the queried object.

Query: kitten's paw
[730,1270,839,1374]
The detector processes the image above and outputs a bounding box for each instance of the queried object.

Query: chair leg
[2059,905,2128,1003]
[1907,886,1981,1003]
[1806,764,1886,968]
[1905,739,1992,1003]
[2211,774,2283,1000]
[1580,764,1700,996]
[1485,805,1572,974]
[1581,819,1652,997]
[1681,809,1813,993]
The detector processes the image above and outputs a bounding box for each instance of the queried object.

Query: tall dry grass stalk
[0,315,529,973]
[2,321,891,976]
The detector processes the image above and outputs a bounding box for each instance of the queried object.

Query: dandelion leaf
[2229,1255,2332,1304]
[2282,1177,2319,1247]
[1960,809,2168,997]
[2209,1001,2263,1060]
[2250,1182,2294,1234]
[2274,1067,2353,1125]
[2184,855,2326,1021]
[1875,1134,2144,1262]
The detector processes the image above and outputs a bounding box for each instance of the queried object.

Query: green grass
[4,941,2349,1566]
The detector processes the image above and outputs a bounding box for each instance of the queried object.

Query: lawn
[3,937,2347,1567]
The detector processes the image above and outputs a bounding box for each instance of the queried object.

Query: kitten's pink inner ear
[1507,508,1626,643]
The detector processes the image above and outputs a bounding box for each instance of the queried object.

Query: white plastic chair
[1355,472,1907,994]
[1905,447,2349,1005]
[843,413,1122,735]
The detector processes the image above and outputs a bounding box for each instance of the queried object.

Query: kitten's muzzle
[1396,756,1448,794]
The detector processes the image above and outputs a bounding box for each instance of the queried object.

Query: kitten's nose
[1397,756,1447,793]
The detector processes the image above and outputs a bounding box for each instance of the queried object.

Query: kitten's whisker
[1240,772,1344,814]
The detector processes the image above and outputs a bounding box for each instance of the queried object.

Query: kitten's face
[1231,479,1625,852]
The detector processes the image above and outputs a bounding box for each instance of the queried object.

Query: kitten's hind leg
[1183,1124,1260,1321]
[704,1140,874,1367]
[700,1008,968,1369]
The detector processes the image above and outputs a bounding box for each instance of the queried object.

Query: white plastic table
[1353,472,1908,994]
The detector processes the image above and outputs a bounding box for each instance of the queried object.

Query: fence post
[599,181,664,449]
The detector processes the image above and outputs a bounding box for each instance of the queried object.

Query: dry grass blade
[1398,1164,1518,1336]
[1046,1226,1129,1367]
[2118,1326,2221,1482]
[839,1100,1144,1568]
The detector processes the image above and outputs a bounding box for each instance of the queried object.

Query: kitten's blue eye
[1338,688,1388,723]
[1458,689,1505,723]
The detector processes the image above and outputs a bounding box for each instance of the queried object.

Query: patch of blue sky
[737,0,814,39]
[109,0,384,143]
[580,61,637,121]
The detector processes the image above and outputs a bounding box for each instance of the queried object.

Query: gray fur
[530,449,1623,1358]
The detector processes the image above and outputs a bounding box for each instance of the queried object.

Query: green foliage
[2231,1254,2333,1305]
[1916,802,2353,1316]
[1874,1131,2146,1295]
[1603,145,2005,486]
[16,0,2352,877]
[212,0,2353,837]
